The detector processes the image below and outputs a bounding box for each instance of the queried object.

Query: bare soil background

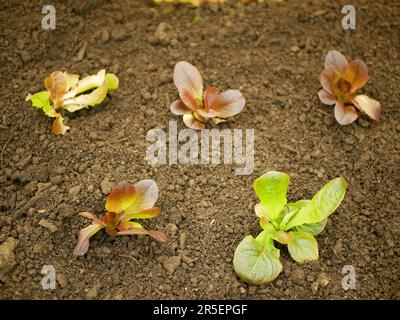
[0,0,399,299]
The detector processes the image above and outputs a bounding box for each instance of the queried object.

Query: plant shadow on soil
[0,0,399,299]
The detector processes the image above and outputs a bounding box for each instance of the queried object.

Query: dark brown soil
[0,0,399,299]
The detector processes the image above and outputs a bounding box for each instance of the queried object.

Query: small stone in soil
[39,219,58,233]
[86,286,98,300]
[291,268,305,285]
[179,233,187,250]
[311,281,319,294]
[57,273,68,288]
[164,223,178,238]
[69,185,81,197]
[317,273,330,287]
[58,203,74,218]
[333,238,343,255]
[50,175,63,185]
[0,237,18,281]
[162,256,181,275]
[100,178,113,194]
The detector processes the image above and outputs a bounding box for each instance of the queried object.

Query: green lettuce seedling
[74,180,166,256]
[233,171,346,285]
[26,69,119,135]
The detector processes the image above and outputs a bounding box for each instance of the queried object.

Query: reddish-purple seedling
[74,180,166,256]
[170,61,246,129]
[318,50,381,125]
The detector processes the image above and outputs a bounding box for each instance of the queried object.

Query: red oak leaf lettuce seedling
[233,171,346,285]
[26,69,119,135]
[74,180,166,256]
[318,50,381,125]
[170,61,246,130]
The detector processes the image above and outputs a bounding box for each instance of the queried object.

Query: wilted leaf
[52,115,70,135]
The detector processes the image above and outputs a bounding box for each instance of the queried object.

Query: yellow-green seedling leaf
[121,207,161,222]
[106,73,119,90]
[26,91,51,115]
[254,171,290,221]
[170,61,245,130]
[105,181,137,214]
[285,177,346,230]
[63,79,108,112]
[75,180,165,256]
[295,218,327,236]
[287,231,318,264]
[124,180,159,215]
[318,50,381,125]
[278,200,310,230]
[28,69,119,135]
[233,232,283,285]
[118,221,143,230]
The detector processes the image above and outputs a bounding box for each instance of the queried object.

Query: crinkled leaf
[63,79,108,112]
[124,179,159,214]
[52,115,70,135]
[68,69,106,97]
[233,233,282,285]
[295,218,327,236]
[284,177,347,230]
[173,61,203,110]
[44,71,69,108]
[74,223,104,256]
[26,91,51,115]
[254,171,290,221]
[287,231,319,264]
[352,95,381,121]
[105,181,136,214]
